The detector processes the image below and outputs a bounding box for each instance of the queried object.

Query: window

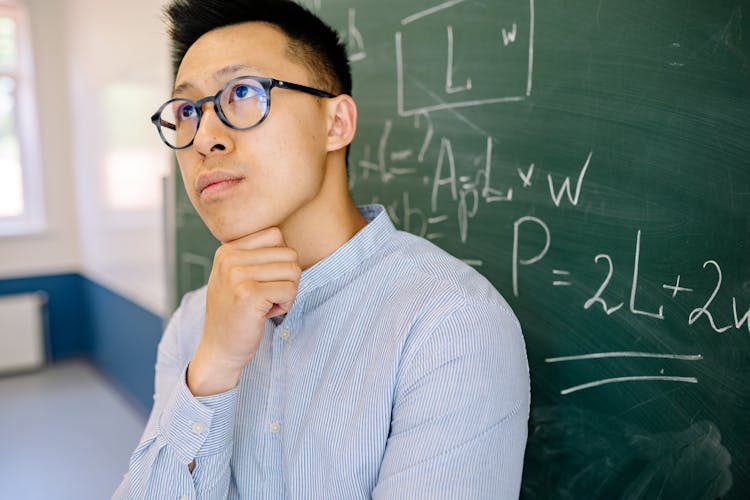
[0,3,43,235]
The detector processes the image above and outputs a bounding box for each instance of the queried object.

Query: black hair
[164,0,352,96]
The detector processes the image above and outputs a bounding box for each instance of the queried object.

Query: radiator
[0,292,47,374]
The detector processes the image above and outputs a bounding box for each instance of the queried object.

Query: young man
[114,0,529,498]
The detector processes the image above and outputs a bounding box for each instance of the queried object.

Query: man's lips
[195,170,245,196]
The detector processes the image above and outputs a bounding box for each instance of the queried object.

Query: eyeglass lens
[156,77,269,149]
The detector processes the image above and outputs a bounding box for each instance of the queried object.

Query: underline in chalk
[545,352,704,363]
[560,375,698,395]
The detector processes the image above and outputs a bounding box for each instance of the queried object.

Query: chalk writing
[347,9,366,62]
[584,254,623,315]
[502,23,518,46]
[395,0,534,116]
[445,26,472,94]
[688,260,732,333]
[547,151,592,207]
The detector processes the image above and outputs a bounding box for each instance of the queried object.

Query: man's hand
[187,227,301,396]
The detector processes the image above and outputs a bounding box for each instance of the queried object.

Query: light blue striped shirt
[114,205,530,499]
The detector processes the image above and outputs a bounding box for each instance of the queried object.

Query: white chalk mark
[403,94,525,116]
[391,150,413,162]
[560,376,698,395]
[527,0,534,95]
[663,275,693,298]
[401,191,427,236]
[445,26,472,94]
[428,215,449,224]
[630,231,665,319]
[396,32,525,117]
[547,150,592,207]
[553,269,570,275]
[585,254,624,315]
[396,0,534,114]
[688,260,732,333]
[390,168,417,175]
[518,163,535,187]
[545,352,704,363]
[553,281,572,286]
[401,0,467,26]
[426,233,444,240]
[462,259,483,267]
[432,138,458,212]
[347,9,366,62]
[484,189,513,203]
[512,216,550,297]
[414,112,434,163]
[501,23,517,46]
[733,297,750,332]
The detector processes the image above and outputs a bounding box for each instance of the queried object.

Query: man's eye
[177,103,196,120]
[230,84,263,102]
[234,84,251,99]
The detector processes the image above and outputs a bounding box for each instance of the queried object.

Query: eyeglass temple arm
[275,79,336,98]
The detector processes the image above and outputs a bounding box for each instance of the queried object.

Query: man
[114,0,530,498]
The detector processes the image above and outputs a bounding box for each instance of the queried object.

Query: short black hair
[164,0,352,96]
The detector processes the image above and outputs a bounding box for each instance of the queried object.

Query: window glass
[0,8,44,234]
[0,17,15,68]
[0,75,23,217]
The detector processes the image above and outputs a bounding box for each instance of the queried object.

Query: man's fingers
[229,261,302,284]
[247,281,299,317]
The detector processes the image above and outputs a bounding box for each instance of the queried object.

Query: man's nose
[193,102,231,154]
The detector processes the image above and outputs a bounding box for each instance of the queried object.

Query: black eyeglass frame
[150,75,336,150]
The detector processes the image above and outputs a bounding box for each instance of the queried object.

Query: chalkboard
[170,0,750,497]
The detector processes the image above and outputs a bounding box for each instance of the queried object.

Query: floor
[0,359,147,500]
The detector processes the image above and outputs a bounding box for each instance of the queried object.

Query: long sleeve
[112,291,238,500]
[372,299,531,499]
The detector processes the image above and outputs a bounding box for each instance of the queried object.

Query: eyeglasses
[151,75,336,149]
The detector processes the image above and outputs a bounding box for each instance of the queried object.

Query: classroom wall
[1,0,171,316]
[0,0,173,413]
[64,0,172,316]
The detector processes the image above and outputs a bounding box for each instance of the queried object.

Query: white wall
[0,0,173,316]
[64,0,172,315]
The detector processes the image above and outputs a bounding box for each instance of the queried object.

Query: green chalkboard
[171,0,750,497]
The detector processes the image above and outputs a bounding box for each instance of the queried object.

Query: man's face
[173,22,331,243]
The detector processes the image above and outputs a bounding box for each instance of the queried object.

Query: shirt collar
[296,204,394,299]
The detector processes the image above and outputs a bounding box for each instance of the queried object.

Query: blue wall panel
[0,273,165,415]
[0,273,91,359]
[84,278,163,414]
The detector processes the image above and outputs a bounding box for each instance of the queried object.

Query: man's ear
[325,95,357,152]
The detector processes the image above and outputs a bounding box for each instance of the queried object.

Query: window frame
[0,3,44,236]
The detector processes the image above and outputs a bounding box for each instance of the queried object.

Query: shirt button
[270,421,281,434]
[179,496,189,500]
[191,422,205,434]
[280,328,291,340]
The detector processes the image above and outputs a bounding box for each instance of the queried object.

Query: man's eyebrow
[172,64,266,97]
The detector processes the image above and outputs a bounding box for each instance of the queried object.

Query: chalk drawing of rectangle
[396,0,534,117]
[181,252,211,291]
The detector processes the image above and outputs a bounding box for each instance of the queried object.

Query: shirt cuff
[158,363,238,464]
